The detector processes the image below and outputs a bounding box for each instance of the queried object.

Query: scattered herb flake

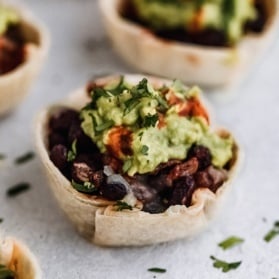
[6,183,31,197]
[0,264,15,278]
[115,201,133,211]
[0,154,6,160]
[138,132,144,141]
[15,151,35,165]
[71,180,97,194]
[107,76,126,96]
[141,145,149,156]
[67,140,77,162]
[218,236,244,250]
[143,114,158,128]
[210,256,241,273]
[264,221,279,243]
[122,159,132,173]
[148,268,167,274]
[264,230,279,243]
[95,120,114,132]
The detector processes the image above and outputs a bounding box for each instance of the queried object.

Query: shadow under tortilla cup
[0,237,41,279]
[99,0,278,88]
[35,74,240,246]
[0,1,50,116]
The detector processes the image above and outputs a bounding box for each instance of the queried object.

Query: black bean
[142,198,167,214]
[71,161,95,184]
[49,108,79,134]
[68,122,98,152]
[188,145,212,170]
[148,173,172,192]
[99,182,127,201]
[129,180,157,203]
[168,157,199,181]
[169,176,196,207]
[75,153,103,170]
[91,170,104,188]
[48,132,67,149]
[206,166,228,193]
[194,171,213,189]
[49,144,68,173]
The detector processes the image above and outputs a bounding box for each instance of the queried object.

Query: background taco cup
[0,0,50,116]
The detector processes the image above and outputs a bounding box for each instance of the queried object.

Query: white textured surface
[1,0,279,278]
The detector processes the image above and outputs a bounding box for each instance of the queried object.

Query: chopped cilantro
[148,267,167,273]
[122,159,132,173]
[141,145,149,156]
[218,236,244,250]
[115,201,133,211]
[264,221,279,243]
[71,180,97,194]
[143,114,158,128]
[210,256,241,273]
[14,151,35,165]
[67,140,77,162]
[6,183,30,197]
[95,120,114,132]
[107,76,126,96]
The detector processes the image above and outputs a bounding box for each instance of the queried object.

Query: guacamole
[0,6,19,35]
[131,0,257,44]
[80,77,233,176]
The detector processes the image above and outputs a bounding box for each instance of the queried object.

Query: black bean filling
[0,25,25,75]
[120,0,267,47]
[48,108,229,214]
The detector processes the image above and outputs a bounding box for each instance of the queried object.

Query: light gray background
[1,0,279,278]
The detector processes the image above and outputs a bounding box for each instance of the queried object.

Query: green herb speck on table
[264,221,279,243]
[0,153,6,160]
[210,256,241,273]
[218,236,244,250]
[148,267,167,274]
[6,182,31,197]
[14,151,35,165]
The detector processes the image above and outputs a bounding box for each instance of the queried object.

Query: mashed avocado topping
[131,0,257,44]
[80,77,233,176]
[0,6,19,35]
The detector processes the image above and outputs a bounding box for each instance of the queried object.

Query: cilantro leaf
[107,76,126,96]
[14,151,35,165]
[141,145,149,156]
[142,114,158,128]
[6,183,30,197]
[210,256,241,273]
[95,120,114,132]
[264,230,279,243]
[218,236,244,250]
[67,140,77,162]
[122,159,132,173]
[71,180,97,194]
[264,221,279,243]
[115,201,133,211]
[148,267,167,273]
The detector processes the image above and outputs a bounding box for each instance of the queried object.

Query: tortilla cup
[0,237,41,279]
[99,0,278,88]
[0,1,50,116]
[35,75,240,246]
